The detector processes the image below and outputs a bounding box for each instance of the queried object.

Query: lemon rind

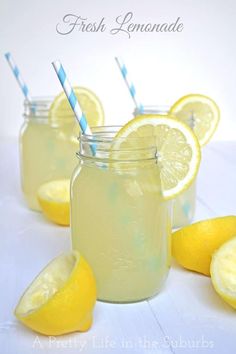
[14,251,81,319]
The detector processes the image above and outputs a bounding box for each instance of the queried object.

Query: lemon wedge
[112,115,201,199]
[211,236,236,309]
[172,216,236,276]
[14,251,96,335]
[170,94,220,146]
[37,179,70,226]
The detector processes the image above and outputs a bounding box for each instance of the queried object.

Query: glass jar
[134,106,197,229]
[71,126,172,303]
[19,97,78,211]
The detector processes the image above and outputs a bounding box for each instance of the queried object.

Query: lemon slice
[170,94,220,146]
[113,115,201,199]
[37,179,70,226]
[49,86,105,130]
[211,236,236,309]
[14,251,96,335]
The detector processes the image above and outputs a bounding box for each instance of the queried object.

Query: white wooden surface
[0,139,236,354]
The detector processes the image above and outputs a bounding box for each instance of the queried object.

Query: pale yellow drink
[134,107,197,228]
[71,127,171,303]
[19,98,78,211]
[172,181,196,228]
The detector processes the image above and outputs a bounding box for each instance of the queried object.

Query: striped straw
[52,60,96,155]
[115,57,143,113]
[5,52,31,101]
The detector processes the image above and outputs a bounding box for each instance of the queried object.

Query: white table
[0,138,236,354]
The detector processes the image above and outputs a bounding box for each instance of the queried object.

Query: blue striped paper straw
[52,60,96,155]
[115,57,143,113]
[5,52,31,101]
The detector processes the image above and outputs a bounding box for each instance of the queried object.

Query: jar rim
[78,125,158,164]
[79,125,158,143]
[23,96,74,120]
[134,105,170,115]
[24,96,54,107]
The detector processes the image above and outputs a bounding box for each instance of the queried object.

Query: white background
[0,0,236,140]
[1,3,236,353]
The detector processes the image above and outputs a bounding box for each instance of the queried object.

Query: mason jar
[19,97,78,211]
[134,106,197,229]
[71,126,172,303]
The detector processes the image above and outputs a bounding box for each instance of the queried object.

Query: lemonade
[19,98,78,211]
[134,106,197,228]
[71,119,200,303]
[71,127,172,303]
[172,180,196,228]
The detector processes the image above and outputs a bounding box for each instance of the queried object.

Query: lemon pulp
[211,236,236,309]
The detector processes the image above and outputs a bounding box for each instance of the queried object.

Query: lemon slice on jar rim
[49,86,105,135]
[170,94,220,146]
[111,115,201,199]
